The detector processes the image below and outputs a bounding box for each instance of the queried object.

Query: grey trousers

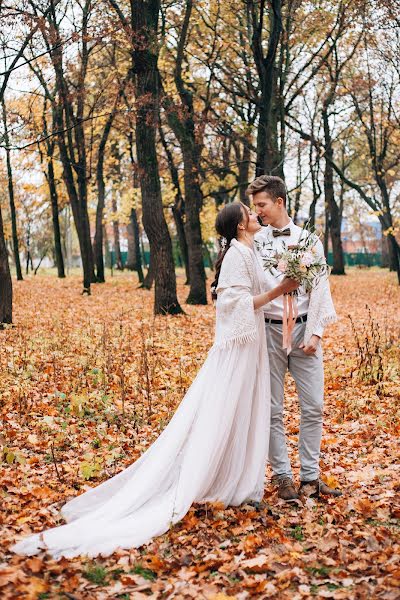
[265,320,324,482]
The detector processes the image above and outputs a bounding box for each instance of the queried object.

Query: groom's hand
[299,334,320,355]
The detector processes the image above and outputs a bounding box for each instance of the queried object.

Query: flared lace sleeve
[214,243,258,348]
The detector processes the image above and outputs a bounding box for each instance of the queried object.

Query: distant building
[340,218,381,254]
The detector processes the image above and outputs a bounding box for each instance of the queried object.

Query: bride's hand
[279,277,300,295]
[254,277,299,309]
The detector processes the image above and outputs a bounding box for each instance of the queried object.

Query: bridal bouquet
[258,225,330,292]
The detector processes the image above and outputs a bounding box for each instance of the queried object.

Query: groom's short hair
[246,175,287,206]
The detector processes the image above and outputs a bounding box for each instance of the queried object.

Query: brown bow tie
[272,227,291,237]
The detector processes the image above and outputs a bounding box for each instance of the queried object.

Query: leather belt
[265,314,308,325]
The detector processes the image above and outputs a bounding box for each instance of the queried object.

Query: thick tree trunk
[323,109,345,274]
[381,225,389,268]
[53,99,95,292]
[2,97,23,280]
[163,114,206,302]
[387,238,398,272]
[160,0,207,304]
[249,0,283,176]
[388,235,400,284]
[181,148,206,304]
[132,0,182,315]
[258,68,283,177]
[160,104,206,298]
[377,177,400,277]
[0,203,12,326]
[47,155,65,278]
[378,215,400,283]
[47,9,96,294]
[41,101,65,279]
[308,198,317,229]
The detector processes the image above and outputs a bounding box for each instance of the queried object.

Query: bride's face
[241,205,262,234]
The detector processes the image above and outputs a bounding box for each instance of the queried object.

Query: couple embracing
[13,175,341,560]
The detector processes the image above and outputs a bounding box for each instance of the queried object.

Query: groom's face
[252,191,283,225]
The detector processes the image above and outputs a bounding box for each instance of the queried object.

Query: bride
[12,202,298,559]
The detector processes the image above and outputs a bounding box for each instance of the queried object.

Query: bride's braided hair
[211,203,248,300]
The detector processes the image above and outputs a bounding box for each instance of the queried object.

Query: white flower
[300,251,315,267]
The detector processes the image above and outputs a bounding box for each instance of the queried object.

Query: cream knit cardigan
[214,239,264,348]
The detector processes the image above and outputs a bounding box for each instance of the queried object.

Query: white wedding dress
[12,239,271,559]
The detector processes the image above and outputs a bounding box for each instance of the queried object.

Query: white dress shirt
[254,219,325,338]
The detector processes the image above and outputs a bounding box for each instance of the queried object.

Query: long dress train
[12,239,270,559]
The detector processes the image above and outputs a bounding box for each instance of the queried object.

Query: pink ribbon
[282,293,298,355]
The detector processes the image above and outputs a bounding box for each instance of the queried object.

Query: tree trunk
[0,202,12,326]
[112,196,123,270]
[162,133,206,300]
[132,0,182,315]
[126,209,144,283]
[94,110,115,283]
[388,235,400,284]
[25,224,31,275]
[376,176,400,278]
[322,109,345,274]
[238,143,251,204]
[158,121,190,284]
[172,204,190,285]
[94,162,106,283]
[381,225,389,268]
[181,148,206,304]
[293,188,301,224]
[308,144,321,228]
[60,156,95,293]
[2,97,23,280]
[249,0,283,176]
[378,215,400,283]
[141,252,155,290]
[126,221,135,270]
[262,68,283,177]
[46,8,96,293]
[47,154,65,278]
[308,197,317,229]
[126,135,145,283]
[293,140,301,223]
[103,224,112,270]
[160,0,207,304]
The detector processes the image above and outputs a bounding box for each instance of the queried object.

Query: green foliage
[131,564,157,581]
[83,565,109,586]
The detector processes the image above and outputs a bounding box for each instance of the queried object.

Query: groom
[249,175,342,501]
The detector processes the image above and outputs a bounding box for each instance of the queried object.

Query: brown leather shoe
[299,479,342,498]
[275,477,299,501]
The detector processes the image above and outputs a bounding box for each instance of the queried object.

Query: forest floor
[0,268,399,600]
